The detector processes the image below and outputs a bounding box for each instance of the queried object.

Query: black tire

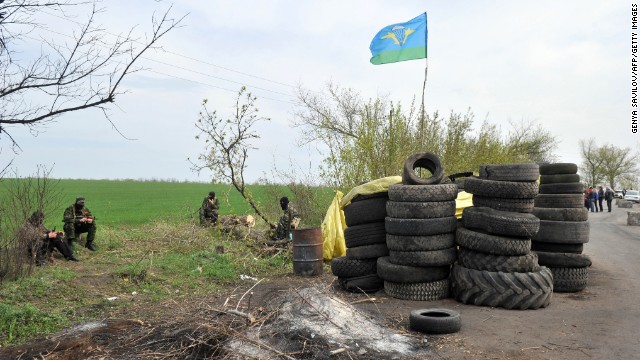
[534,194,584,209]
[388,184,458,202]
[389,247,457,267]
[539,163,578,175]
[402,152,445,185]
[534,251,592,268]
[343,197,388,227]
[538,183,584,194]
[385,216,458,236]
[462,206,540,237]
[409,308,461,334]
[377,256,450,283]
[386,233,455,252]
[533,220,590,244]
[338,274,384,293]
[479,163,539,182]
[539,174,581,184]
[346,243,389,259]
[472,195,535,213]
[531,207,589,222]
[531,241,584,253]
[457,248,540,273]
[386,200,456,219]
[344,223,387,248]
[384,279,450,301]
[550,267,589,292]
[456,227,531,256]
[451,264,553,310]
[464,177,539,199]
[351,192,389,203]
[330,256,377,278]
[447,171,474,181]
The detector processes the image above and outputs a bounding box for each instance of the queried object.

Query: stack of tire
[330,192,389,293]
[451,163,554,310]
[377,152,459,301]
[532,163,591,293]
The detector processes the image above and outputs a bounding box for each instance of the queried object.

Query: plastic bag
[321,191,347,260]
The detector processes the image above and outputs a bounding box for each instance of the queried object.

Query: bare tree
[191,86,274,226]
[579,138,603,186]
[0,0,185,148]
[580,138,638,188]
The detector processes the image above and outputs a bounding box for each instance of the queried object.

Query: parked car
[624,190,640,203]
[615,190,625,199]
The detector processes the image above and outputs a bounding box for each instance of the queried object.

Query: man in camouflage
[63,197,97,251]
[272,196,301,240]
[20,211,78,265]
[199,191,220,226]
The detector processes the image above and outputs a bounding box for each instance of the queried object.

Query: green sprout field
[0,179,336,346]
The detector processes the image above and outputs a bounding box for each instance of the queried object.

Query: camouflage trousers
[64,222,96,243]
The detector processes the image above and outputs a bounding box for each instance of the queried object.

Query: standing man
[604,186,614,212]
[199,191,220,226]
[272,196,301,240]
[20,211,77,265]
[597,186,605,213]
[63,197,97,251]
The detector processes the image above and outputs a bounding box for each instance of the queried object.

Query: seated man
[199,191,220,226]
[19,211,77,265]
[63,197,97,251]
[272,196,301,240]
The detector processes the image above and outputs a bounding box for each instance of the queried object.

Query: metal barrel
[292,227,323,276]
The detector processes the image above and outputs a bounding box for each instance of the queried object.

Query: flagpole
[420,58,428,145]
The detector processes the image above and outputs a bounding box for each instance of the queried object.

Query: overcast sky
[3,0,636,184]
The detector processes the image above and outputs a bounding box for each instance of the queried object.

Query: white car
[624,190,640,203]
[614,190,625,199]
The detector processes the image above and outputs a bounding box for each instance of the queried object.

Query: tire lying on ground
[549,267,589,293]
[402,152,445,185]
[455,227,531,256]
[531,207,589,222]
[388,184,458,202]
[377,256,450,283]
[343,196,388,227]
[386,233,455,252]
[338,274,383,293]
[534,251,592,268]
[409,308,461,334]
[457,248,540,273]
[386,200,456,219]
[330,256,377,278]
[344,222,387,248]
[462,206,540,237]
[531,241,584,254]
[385,216,458,236]
[464,177,539,199]
[533,220,590,244]
[384,278,450,301]
[472,195,535,213]
[539,163,578,175]
[451,264,553,310]
[479,163,539,182]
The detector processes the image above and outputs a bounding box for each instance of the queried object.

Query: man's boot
[85,241,96,251]
[35,247,47,266]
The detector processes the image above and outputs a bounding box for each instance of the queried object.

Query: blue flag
[369,13,428,65]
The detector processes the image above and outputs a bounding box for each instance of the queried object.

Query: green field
[0,179,336,228]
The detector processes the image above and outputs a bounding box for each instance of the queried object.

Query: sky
[2,0,637,184]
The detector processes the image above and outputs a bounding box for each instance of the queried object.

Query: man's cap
[75,197,85,202]
[280,196,289,204]
[209,191,216,198]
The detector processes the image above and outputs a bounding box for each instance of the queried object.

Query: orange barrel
[292,227,323,276]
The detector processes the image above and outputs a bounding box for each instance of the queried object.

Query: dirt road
[350,204,640,359]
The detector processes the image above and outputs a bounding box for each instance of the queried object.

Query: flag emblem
[370,13,428,65]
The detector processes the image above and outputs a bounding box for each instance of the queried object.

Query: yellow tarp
[321,191,347,260]
[455,191,474,219]
[340,176,402,209]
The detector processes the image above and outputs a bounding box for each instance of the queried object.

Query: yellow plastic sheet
[340,176,402,209]
[321,190,347,260]
[455,191,474,219]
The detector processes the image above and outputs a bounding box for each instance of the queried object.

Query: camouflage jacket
[199,197,220,218]
[18,221,48,246]
[63,205,93,225]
